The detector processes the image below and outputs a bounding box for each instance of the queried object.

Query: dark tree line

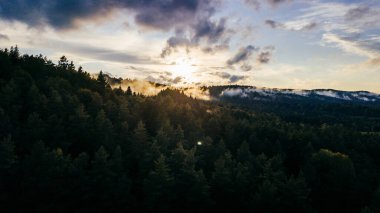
[1,47,380,212]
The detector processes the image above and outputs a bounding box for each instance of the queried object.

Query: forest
[1,47,380,212]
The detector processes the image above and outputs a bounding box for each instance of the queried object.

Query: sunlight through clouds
[0,0,379,92]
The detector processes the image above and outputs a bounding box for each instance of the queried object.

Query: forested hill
[207,86,380,132]
[1,47,380,213]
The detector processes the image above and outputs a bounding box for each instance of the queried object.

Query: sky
[0,0,379,92]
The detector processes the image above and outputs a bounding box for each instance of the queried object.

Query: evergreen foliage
[1,47,380,212]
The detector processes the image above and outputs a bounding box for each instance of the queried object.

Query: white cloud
[321,33,379,58]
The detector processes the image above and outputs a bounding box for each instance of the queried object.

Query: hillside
[207,86,380,132]
[1,48,380,212]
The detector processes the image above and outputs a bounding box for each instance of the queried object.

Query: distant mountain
[208,86,380,104]
[207,86,380,131]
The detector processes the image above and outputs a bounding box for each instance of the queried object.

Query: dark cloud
[0,0,212,30]
[172,76,183,84]
[257,51,271,64]
[212,72,231,79]
[240,64,252,71]
[345,6,370,21]
[266,0,292,7]
[257,46,274,64]
[161,34,192,58]
[301,22,317,31]
[0,34,9,40]
[135,4,198,30]
[161,17,230,58]
[146,74,183,85]
[265,20,279,28]
[229,75,248,83]
[210,72,248,83]
[201,43,229,54]
[227,45,257,65]
[265,19,317,31]
[192,18,227,44]
[202,47,214,53]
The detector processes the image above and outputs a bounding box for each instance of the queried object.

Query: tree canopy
[1,47,380,212]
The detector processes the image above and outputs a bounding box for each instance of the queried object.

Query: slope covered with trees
[1,47,380,212]
[208,86,380,132]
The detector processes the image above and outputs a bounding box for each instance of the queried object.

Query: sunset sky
[1,0,379,92]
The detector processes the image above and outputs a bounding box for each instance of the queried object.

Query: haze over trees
[1,47,380,212]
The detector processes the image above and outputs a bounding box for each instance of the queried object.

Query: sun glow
[170,57,197,82]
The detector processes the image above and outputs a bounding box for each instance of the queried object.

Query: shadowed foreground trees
[1,47,380,212]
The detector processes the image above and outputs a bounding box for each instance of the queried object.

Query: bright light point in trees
[197,141,202,146]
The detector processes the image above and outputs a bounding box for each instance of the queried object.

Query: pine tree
[237,141,253,163]
[97,71,107,89]
[92,146,110,174]
[134,121,149,146]
[58,56,69,69]
[0,135,16,170]
[126,86,133,96]
[68,61,75,70]
[143,154,173,211]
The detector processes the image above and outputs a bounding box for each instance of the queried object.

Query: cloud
[229,75,248,83]
[0,0,213,30]
[300,22,317,31]
[68,44,152,64]
[322,33,380,59]
[295,1,380,33]
[146,74,184,85]
[192,18,227,44]
[201,43,229,54]
[112,78,169,96]
[212,72,231,79]
[226,45,274,70]
[257,51,271,64]
[221,88,245,97]
[345,6,370,21]
[240,64,253,71]
[244,0,292,9]
[265,20,280,28]
[266,0,292,7]
[41,39,153,64]
[161,17,230,58]
[265,19,317,31]
[0,34,9,40]
[227,45,257,65]
[126,66,167,75]
[161,33,192,58]
[244,0,293,10]
[210,72,249,83]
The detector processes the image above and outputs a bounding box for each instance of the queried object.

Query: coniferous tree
[97,71,107,89]
[58,56,69,69]
[126,86,133,96]
[0,135,15,170]
[144,154,174,211]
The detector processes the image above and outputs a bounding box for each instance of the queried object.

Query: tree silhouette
[126,86,133,96]
[58,55,69,69]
